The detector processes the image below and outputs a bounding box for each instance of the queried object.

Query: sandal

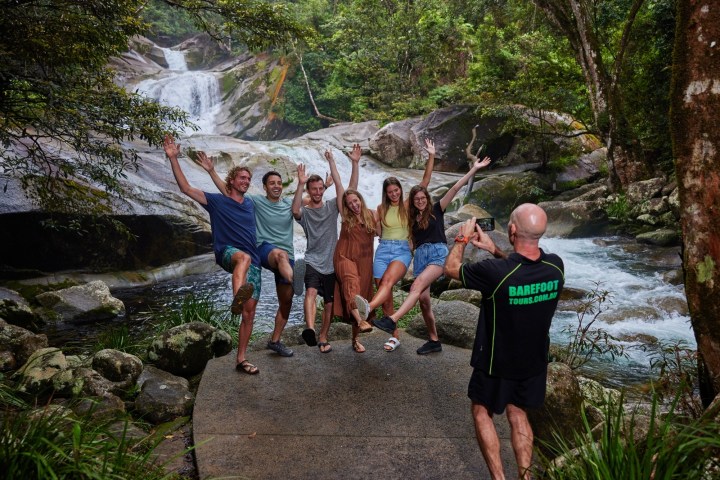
[352,339,366,353]
[302,328,318,346]
[383,337,400,352]
[235,360,259,375]
[230,284,254,315]
[318,341,333,353]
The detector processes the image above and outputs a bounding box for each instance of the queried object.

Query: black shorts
[467,367,547,415]
[305,264,336,303]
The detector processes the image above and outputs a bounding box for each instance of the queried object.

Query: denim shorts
[373,239,412,279]
[221,246,262,300]
[413,242,448,276]
[258,241,293,285]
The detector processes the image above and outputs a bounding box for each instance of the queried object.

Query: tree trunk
[532,0,648,190]
[671,0,720,406]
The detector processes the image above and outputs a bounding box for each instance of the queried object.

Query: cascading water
[134,48,221,134]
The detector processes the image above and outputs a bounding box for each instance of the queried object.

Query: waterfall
[134,48,220,134]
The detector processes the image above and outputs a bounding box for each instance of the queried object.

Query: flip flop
[384,337,400,352]
[318,342,332,353]
[230,284,254,315]
[352,340,365,353]
[302,328,318,346]
[235,360,259,375]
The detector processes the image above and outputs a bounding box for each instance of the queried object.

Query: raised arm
[347,143,361,191]
[418,138,436,189]
[164,135,207,205]
[438,155,491,211]
[292,162,308,220]
[325,150,344,212]
[198,152,229,196]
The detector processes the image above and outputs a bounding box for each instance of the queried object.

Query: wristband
[454,234,469,244]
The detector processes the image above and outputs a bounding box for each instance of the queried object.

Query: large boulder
[405,300,479,348]
[15,347,68,395]
[92,349,144,384]
[52,366,119,397]
[0,318,48,368]
[635,229,680,247]
[528,362,585,453]
[135,365,194,424]
[555,148,607,188]
[147,321,233,376]
[35,280,125,322]
[465,172,552,223]
[0,287,40,329]
[438,289,484,308]
[540,200,610,238]
[368,118,422,168]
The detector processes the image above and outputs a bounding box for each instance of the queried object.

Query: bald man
[444,204,564,480]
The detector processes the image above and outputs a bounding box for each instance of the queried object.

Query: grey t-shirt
[297,199,339,274]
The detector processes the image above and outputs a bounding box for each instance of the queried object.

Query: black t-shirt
[412,202,447,247]
[461,249,564,379]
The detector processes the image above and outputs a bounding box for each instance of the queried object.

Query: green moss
[3,280,80,303]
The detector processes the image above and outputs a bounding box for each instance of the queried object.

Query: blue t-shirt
[202,192,260,266]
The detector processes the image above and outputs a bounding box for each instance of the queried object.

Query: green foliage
[0,405,170,479]
[0,0,307,219]
[647,340,703,418]
[93,325,146,357]
[554,284,628,370]
[605,193,631,223]
[155,293,238,344]
[540,395,720,479]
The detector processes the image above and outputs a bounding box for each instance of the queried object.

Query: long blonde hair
[342,189,376,234]
[378,177,408,228]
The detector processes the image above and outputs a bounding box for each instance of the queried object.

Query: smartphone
[477,217,495,232]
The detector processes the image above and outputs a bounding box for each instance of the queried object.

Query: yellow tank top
[381,205,409,240]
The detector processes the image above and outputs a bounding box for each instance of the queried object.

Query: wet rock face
[0,287,40,329]
[0,211,212,273]
[147,322,233,376]
[0,318,48,368]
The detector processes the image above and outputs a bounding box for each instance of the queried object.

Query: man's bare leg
[304,287,319,332]
[318,301,332,344]
[231,251,251,293]
[472,402,506,480]
[506,404,534,480]
[236,298,257,371]
[270,283,293,343]
[267,248,293,284]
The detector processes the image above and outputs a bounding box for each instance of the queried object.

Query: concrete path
[193,330,516,479]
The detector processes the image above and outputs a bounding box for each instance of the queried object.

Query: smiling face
[345,193,362,216]
[263,173,283,201]
[385,183,402,205]
[307,178,325,206]
[230,170,252,194]
[412,190,429,212]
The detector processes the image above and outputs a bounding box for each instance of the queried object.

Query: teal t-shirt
[247,195,294,260]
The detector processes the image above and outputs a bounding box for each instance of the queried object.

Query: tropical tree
[530,0,660,189]
[670,0,720,407]
[0,0,307,216]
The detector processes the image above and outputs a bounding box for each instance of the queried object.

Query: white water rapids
[117,46,693,385]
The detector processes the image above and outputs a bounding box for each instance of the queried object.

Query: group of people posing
[165,135,565,479]
[164,135,489,371]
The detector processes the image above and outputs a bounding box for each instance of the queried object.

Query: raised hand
[424,138,436,157]
[163,134,180,159]
[348,143,362,163]
[473,156,491,171]
[324,150,336,163]
[197,151,214,172]
[297,162,309,185]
